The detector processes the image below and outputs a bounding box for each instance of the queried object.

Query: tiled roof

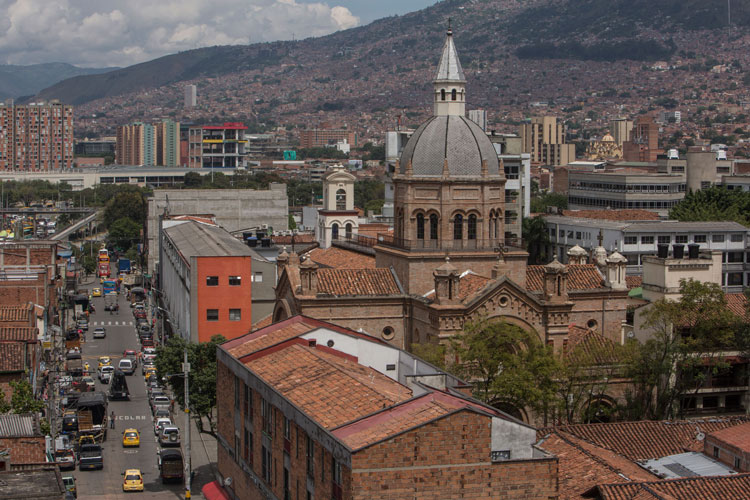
[626,276,642,289]
[706,421,750,452]
[595,474,750,500]
[0,327,37,343]
[561,209,661,221]
[725,293,749,320]
[225,317,321,358]
[305,247,375,269]
[246,342,412,429]
[537,430,657,500]
[527,264,604,292]
[567,326,620,365]
[316,269,401,296]
[0,344,25,372]
[0,305,30,323]
[273,233,316,245]
[423,271,492,302]
[250,314,274,332]
[553,418,750,461]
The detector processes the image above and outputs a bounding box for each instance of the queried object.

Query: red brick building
[213,315,559,500]
[0,101,74,171]
[705,421,750,472]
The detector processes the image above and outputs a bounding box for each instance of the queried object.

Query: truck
[118,258,131,274]
[66,351,83,377]
[108,370,129,400]
[78,443,103,470]
[104,292,118,312]
[158,449,184,483]
[75,391,108,441]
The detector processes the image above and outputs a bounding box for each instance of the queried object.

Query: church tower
[316,164,359,248]
[375,28,528,295]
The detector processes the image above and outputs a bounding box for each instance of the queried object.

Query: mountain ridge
[0,62,114,101]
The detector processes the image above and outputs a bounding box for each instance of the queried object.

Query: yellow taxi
[97,356,112,369]
[122,469,144,492]
[144,369,157,382]
[122,428,140,447]
[91,287,102,297]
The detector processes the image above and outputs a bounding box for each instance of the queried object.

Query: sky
[0,0,437,68]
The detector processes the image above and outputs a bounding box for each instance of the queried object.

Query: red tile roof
[423,272,492,302]
[316,269,401,296]
[245,342,412,429]
[273,233,316,245]
[527,264,604,292]
[561,209,661,221]
[226,317,321,358]
[626,276,642,289]
[567,326,620,365]
[0,343,25,372]
[250,314,274,332]
[0,305,31,323]
[0,327,37,343]
[725,293,749,320]
[706,421,750,453]
[305,247,375,269]
[551,418,750,461]
[595,474,750,500]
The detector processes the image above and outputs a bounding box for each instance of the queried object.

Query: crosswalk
[90,320,134,327]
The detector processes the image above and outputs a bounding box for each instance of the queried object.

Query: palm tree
[522,216,550,265]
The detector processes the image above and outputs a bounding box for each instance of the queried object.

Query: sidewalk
[186,411,218,497]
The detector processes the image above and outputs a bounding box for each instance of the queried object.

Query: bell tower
[433,26,466,117]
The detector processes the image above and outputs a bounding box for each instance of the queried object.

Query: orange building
[160,221,253,343]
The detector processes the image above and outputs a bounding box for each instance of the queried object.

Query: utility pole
[183,348,192,499]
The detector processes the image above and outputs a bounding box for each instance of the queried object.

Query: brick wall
[351,410,558,499]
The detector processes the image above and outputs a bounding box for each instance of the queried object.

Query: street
[69,277,216,500]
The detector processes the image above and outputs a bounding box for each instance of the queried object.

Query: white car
[154,417,172,436]
[93,327,106,339]
[98,365,115,384]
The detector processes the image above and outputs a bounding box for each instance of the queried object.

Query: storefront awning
[201,481,231,500]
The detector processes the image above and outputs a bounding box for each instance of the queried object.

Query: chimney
[542,258,569,303]
[299,257,318,295]
[433,257,460,305]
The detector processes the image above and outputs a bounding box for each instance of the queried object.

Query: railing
[375,234,523,252]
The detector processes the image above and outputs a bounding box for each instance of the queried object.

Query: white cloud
[0,0,360,67]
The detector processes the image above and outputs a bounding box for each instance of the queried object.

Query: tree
[155,335,226,437]
[669,186,750,226]
[8,380,44,414]
[183,171,203,188]
[81,256,97,276]
[103,191,146,228]
[522,216,551,264]
[288,215,297,230]
[530,192,568,214]
[108,217,141,251]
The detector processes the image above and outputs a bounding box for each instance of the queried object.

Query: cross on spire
[597,229,604,247]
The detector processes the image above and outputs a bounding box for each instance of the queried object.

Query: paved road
[73,283,185,500]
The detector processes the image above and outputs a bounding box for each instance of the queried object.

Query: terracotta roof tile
[356,224,392,238]
[552,418,750,461]
[316,269,401,296]
[250,314,274,332]
[0,327,37,343]
[626,276,642,289]
[423,272,492,302]
[246,343,412,429]
[537,430,657,500]
[567,326,620,365]
[226,318,320,358]
[0,306,31,323]
[596,474,750,500]
[527,264,604,292]
[706,421,750,453]
[305,247,375,269]
[725,293,749,320]
[0,344,25,372]
[273,233,316,245]
[561,209,661,221]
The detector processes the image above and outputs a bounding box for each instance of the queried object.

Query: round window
[499,296,510,308]
[326,340,335,348]
[587,319,598,330]
[382,326,395,340]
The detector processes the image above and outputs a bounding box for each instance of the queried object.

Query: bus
[98,248,109,263]
[102,280,117,295]
[98,263,110,279]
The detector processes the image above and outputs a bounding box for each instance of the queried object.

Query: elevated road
[51,211,98,241]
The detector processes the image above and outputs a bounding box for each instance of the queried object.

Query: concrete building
[315,166,359,248]
[0,100,74,171]
[189,122,248,169]
[519,115,575,166]
[74,138,115,156]
[160,221,254,342]
[184,84,197,108]
[685,146,733,191]
[500,152,531,240]
[610,117,633,146]
[468,108,487,131]
[623,115,660,162]
[299,128,357,149]
[214,315,558,500]
[155,120,180,167]
[146,186,288,274]
[117,120,179,167]
[544,214,749,291]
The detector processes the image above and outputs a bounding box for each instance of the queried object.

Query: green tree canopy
[669,186,750,226]
[530,192,568,214]
[103,190,147,228]
[522,216,551,264]
[108,217,141,251]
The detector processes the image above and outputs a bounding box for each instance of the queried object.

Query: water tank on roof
[667,149,679,159]
[246,237,258,248]
[261,238,271,248]
[717,150,727,160]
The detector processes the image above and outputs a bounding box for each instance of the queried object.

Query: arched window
[440,89,446,101]
[335,189,346,210]
[429,214,439,240]
[495,211,501,238]
[453,214,463,240]
[451,89,457,101]
[345,223,352,239]
[468,214,477,240]
[331,223,339,240]
[416,213,425,240]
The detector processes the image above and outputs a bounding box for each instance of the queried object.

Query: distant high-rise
[0,100,74,171]
[468,109,487,131]
[116,119,179,166]
[610,118,634,146]
[184,85,197,108]
[156,120,180,167]
[519,115,575,166]
[623,115,660,162]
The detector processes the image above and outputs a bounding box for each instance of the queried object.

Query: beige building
[519,115,575,166]
[315,165,359,248]
[610,118,633,147]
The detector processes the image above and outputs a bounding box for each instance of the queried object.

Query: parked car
[151,395,170,413]
[78,443,103,470]
[141,361,155,376]
[154,417,172,436]
[81,376,96,391]
[117,358,135,376]
[55,449,76,471]
[153,407,170,421]
[123,350,138,368]
[98,365,114,384]
[62,474,77,498]
[158,426,180,447]
[76,319,88,331]
[93,328,106,339]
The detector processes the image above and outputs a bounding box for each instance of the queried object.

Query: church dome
[398,115,501,177]
[602,133,615,142]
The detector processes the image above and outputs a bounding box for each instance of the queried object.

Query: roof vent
[307,339,316,347]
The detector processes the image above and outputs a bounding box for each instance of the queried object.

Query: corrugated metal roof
[163,221,255,259]
[641,452,736,479]
[624,221,748,233]
[0,414,37,437]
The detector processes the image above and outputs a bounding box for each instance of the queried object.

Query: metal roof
[0,414,37,437]
[164,221,254,259]
[434,30,465,82]
[641,452,736,479]
[623,221,748,233]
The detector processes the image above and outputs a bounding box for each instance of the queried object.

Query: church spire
[433,25,466,117]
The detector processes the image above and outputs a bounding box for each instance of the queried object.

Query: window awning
[201,481,231,500]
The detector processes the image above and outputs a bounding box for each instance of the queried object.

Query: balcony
[376,233,523,252]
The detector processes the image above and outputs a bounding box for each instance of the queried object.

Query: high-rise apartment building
[468,109,488,131]
[519,115,575,166]
[116,120,180,166]
[188,122,247,168]
[299,128,357,149]
[184,85,197,108]
[0,100,74,171]
[609,117,633,146]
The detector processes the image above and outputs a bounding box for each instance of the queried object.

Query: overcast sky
[0,0,437,68]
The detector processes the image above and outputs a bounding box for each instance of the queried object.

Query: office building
[468,108,487,131]
[188,122,248,169]
[299,128,357,149]
[184,84,197,108]
[215,315,558,500]
[519,115,575,166]
[0,100,73,171]
[623,115,660,162]
[609,117,633,146]
[160,221,254,342]
[74,138,115,156]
